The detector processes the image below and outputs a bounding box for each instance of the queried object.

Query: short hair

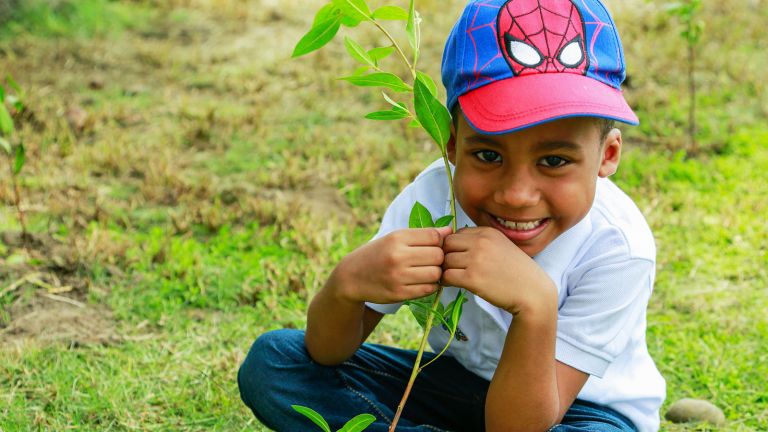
[597,118,616,143]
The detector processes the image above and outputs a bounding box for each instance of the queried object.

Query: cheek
[548,176,596,218]
[453,170,488,211]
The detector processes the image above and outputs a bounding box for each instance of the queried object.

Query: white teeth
[496,217,543,231]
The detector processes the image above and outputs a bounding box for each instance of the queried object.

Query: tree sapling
[0,74,28,240]
[291,1,467,430]
[666,0,704,151]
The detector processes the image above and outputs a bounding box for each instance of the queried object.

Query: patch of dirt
[1,231,120,348]
[1,293,118,348]
[254,185,355,224]
[1,231,82,274]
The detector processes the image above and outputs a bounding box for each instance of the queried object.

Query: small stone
[665,398,725,426]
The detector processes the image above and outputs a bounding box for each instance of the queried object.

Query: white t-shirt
[367,159,666,432]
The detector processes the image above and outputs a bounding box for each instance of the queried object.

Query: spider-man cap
[442,0,638,134]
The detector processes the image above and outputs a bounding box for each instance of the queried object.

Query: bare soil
[1,231,118,347]
[1,293,117,347]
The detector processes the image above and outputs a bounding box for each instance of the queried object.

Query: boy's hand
[331,227,452,305]
[442,227,556,315]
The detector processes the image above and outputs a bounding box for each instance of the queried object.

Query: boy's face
[448,114,622,257]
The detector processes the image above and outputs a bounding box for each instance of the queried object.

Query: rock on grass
[665,398,726,426]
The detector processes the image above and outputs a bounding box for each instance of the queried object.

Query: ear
[598,128,622,178]
[447,121,457,165]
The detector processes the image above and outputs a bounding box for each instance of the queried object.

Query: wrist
[326,259,364,305]
[506,278,557,319]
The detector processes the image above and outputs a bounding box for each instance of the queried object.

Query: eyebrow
[464,135,503,147]
[464,135,584,153]
[533,140,584,153]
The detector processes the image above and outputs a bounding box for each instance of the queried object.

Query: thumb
[434,226,453,245]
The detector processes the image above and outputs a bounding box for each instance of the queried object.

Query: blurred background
[1,0,766,430]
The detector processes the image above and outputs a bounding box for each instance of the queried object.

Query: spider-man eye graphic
[497,0,588,76]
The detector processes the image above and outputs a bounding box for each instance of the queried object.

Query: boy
[239,0,666,430]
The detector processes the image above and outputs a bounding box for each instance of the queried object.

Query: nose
[494,167,540,208]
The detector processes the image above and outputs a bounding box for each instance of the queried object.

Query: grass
[1,0,767,430]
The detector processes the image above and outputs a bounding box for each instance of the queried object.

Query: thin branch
[388,287,443,432]
[370,20,416,79]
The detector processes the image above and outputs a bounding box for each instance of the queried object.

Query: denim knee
[237,329,308,418]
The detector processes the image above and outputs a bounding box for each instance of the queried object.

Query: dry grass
[0,0,766,430]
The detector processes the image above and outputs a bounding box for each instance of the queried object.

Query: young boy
[239,0,666,431]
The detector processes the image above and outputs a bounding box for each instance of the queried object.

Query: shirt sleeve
[555,257,654,378]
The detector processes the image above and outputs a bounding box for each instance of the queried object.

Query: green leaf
[351,66,370,76]
[406,0,421,62]
[313,3,339,26]
[365,110,410,121]
[434,215,454,228]
[408,119,422,128]
[13,142,25,175]
[344,37,375,66]
[372,6,408,21]
[0,137,10,154]
[406,295,434,330]
[338,413,376,432]
[444,290,467,334]
[0,85,4,102]
[331,0,371,23]
[341,16,362,27]
[405,294,449,330]
[416,71,438,98]
[413,78,452,149]
[409,201,434,228]
[0,102,13,136]
[340,73,412,93]
[292,405,331,432]
[368,46,395,63]
[293,15,342,58]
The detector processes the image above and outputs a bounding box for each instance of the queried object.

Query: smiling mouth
[494,216,546,231]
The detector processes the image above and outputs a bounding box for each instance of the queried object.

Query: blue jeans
[238,329,637,432]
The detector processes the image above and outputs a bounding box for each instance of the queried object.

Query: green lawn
[1,0,766,430]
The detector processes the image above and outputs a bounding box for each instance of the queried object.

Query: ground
[0,0,767,430]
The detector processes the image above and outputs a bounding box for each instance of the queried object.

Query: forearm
[304,268,369,365]
[486,297,560,431]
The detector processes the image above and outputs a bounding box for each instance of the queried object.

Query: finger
[403,265,443,285]
[441,268,468,289]
[401,228,446,247]
[456,226,486,234]
[403,283,439,298]
[443,251,470,270]
[443,232,474,253]
[435,226,453,245]
[402,245,444,266]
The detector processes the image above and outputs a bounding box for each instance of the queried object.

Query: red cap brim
[458,73,638,134]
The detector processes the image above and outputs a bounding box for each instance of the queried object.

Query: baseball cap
[442,0,638,134]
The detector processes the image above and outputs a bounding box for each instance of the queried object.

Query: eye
[558,37,584,68]
[504,35,543,67]
[474,150,502,163]
[540,156,569,168]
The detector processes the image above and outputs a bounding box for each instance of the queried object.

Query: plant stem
[8,160,27,238]
[688,36,697,152]
[388,152,457,431]
[388,288,443,432]
[370,20,416,80]
[441,151,458,233]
